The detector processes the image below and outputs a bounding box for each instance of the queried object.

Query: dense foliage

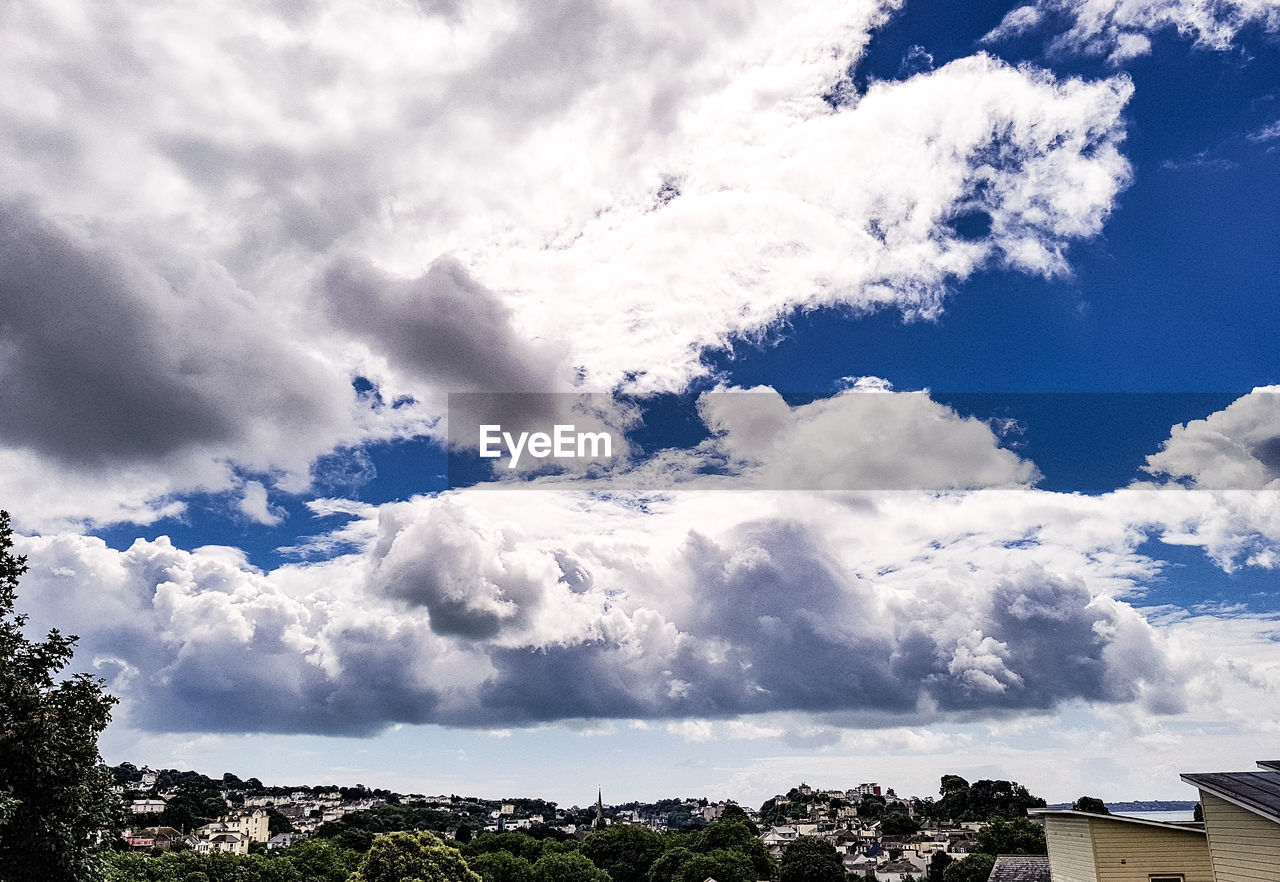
[941,853,995,882]
[0,510,125,881]
[777,837,843,882]
[351,831,482,882]
[973,817,1046,856]
[1071,796,1108,814]
[933,776,1045,821]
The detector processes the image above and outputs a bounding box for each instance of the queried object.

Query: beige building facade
[1037,810,1213,882]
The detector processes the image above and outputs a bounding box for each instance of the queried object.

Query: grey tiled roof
[986,855,1050,882]
[1181,771,1280,824]
[1256,760,1280,771]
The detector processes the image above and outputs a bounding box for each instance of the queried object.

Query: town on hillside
[104,758,1280,882]
[111,762,1041,879]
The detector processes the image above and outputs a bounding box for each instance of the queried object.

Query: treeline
[103,813,776,882]
[917,775,1046,822]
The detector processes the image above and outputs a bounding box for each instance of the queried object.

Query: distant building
[131,798,166,814]
[223,808,271,843]
[197,832,248,855]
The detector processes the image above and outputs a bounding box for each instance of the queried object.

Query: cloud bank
[1,0,1133,528]
[13,391,1280,737]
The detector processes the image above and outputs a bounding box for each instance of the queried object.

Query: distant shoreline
[1044,800,1198,812]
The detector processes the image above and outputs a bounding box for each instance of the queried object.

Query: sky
[3,0,1280,809]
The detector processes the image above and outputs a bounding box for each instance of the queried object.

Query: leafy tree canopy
[676,850,754,882]
[941,854,995,882]
[581,824,665,882]
[926,850,952,882]
[717,805,757,836]
[470,851,536,882]
[646,847,694,882]
[974,818,1046,856]
[879,813,920,835]
[690,820,774,880]
[934,775,1045,822]
[531,851,611,882]
[778,837,843,882]
[351,830,482,882]
[464,831,547,864]
[0,510,125,880]
[1071,796,1109,814]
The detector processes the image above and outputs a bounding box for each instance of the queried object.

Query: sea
[1114,810,1197,822]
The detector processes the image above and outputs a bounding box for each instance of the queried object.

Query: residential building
[1182,762,1280,882]
[197,832,248,855]
[1034,809,1212,882]
[223,808,271,843]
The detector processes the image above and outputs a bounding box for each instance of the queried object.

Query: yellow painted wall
[1201,791,1280,882]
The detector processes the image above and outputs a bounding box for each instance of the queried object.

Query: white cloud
[984,0,1280,64]
[1145,388,1280,490]
[14,391,1280,741]
[238,481,283,526]
[684,384,1040,490]
[0,0,1136,529]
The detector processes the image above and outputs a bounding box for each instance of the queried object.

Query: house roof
[1181,771,1280,825]
[1256,760,1280,771]
[878,860,919,872]
[987,855,1050,882]
[1031,809,1204,834]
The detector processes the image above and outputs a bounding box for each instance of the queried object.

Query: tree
[676,850,754,882]
[974,818,1046,856]
[941,854,995,882]
[647,847,693,882]
[278,837,365,882]
[690,820,776,880]
[0,510,125,880]
[351,830,483,882]
[464,832,546,863]
[1071,796,1109,815]
[718,805,758,836]
[880,813,921,835]
[926,850,952,881]
[581,824,665,882]
[856,794,886,820]
[266,807,295,836]
[531,851,611,882]
[778,837,843,882]
[470,851,535,882]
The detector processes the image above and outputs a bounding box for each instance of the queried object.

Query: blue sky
[3,0,1280,807]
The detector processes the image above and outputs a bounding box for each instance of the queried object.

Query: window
[1149,876,1184,882]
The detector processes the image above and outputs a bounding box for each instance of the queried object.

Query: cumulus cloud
[1144,387,1280,490]
[681,384,1039,490]
[321,256,567,396]
[984,0,1280,63]
[0,0,1138,533]
[27,389,1280,737]
[8,477,1212,736]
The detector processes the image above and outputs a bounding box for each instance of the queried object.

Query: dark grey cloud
[323,256,563,394]
[418,520,1176,728]
[0,202,352,473]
